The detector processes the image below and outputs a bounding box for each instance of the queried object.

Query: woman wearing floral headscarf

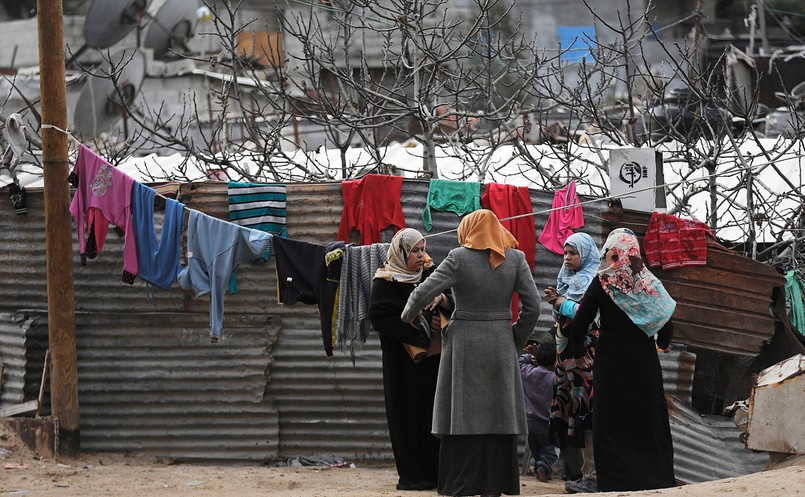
[569,228,676,492]
[369,228,451,491]
[402,210,541,497]
[543,232,600,492]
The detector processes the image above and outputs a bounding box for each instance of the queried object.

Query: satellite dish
[73,49,147,138]
[84,0,153,49]
[144,0,201,59]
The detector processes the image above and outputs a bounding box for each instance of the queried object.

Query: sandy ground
[1,423,803,497]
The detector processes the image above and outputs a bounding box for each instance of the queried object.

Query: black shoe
[396,480,436,491]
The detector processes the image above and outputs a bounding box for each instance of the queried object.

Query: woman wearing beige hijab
[402,210,541,497]
[369,228,451,491]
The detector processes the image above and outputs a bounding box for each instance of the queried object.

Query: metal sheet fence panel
[0,312,33,408]
[0,178,770,467]
[606,208,785,356]
[21,310,282,460]
[668,396,769,483]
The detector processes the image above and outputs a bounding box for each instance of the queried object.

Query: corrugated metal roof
[668,395,769,484]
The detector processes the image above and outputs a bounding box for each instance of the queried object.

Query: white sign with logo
[609,148,667,212]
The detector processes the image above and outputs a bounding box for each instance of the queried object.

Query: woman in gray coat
[402,209,541,497]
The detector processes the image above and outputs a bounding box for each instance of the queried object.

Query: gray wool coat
[401,247,541,436]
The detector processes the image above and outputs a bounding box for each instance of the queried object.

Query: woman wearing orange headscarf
[402,210,541,497]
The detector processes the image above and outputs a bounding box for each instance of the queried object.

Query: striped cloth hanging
[227,181,288,237]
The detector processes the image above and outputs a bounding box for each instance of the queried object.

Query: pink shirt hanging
[69,144,138,282]
[538,180,584,255]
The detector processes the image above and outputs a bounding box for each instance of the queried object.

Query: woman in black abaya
[569,228,677,492]
[368,228,451,491]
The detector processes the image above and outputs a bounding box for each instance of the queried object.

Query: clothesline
[42,121,778,241]
[423,156,778,239]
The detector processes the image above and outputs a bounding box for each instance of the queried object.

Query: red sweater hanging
[338,174,406,245]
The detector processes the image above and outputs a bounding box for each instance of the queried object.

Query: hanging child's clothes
[177,210,272,342]
[337,174,405,245]
[322,241,346,356]
[335,242,389,362]
[482,183,537,321]
[131,182,185,290]
[422,179,482,231]
[68,144,138,282]
[538,180,584,255]
[643,212,713,270]
[482,183,536,268]
[274,236,326,305]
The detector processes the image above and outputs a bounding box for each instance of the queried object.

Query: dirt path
[1,423,803,496]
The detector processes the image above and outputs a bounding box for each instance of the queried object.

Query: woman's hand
[552,296,566,310]
[429,312,441,333]
[544,286,559,305]
[425,293,446,312]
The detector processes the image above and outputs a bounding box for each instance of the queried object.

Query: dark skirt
[437,434,520,496]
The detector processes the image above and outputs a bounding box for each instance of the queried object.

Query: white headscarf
[373,228,433,283]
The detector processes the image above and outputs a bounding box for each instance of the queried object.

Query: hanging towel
[421,178,482,231]
[337,174,405,245]
[177,210,272,341]
[643,212,713,270]
[131,182,185,290]
[482,183,537,321]
[785,270,805,335]
[335,242,389,362]
[537,180,584,255]
[68,144,138,282]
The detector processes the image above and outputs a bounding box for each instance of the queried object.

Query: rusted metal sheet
[667,395,769,483]
[746,354,805,454]
[605,208,785,356]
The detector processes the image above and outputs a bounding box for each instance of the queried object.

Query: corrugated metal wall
[0,178,773,476]
[0,179,607,461]
[668,397,769,483]
[0,312,33,408]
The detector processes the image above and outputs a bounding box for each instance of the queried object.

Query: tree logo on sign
[619,161,647,188]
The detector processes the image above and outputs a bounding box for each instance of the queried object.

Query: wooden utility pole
[36,0,80,457]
